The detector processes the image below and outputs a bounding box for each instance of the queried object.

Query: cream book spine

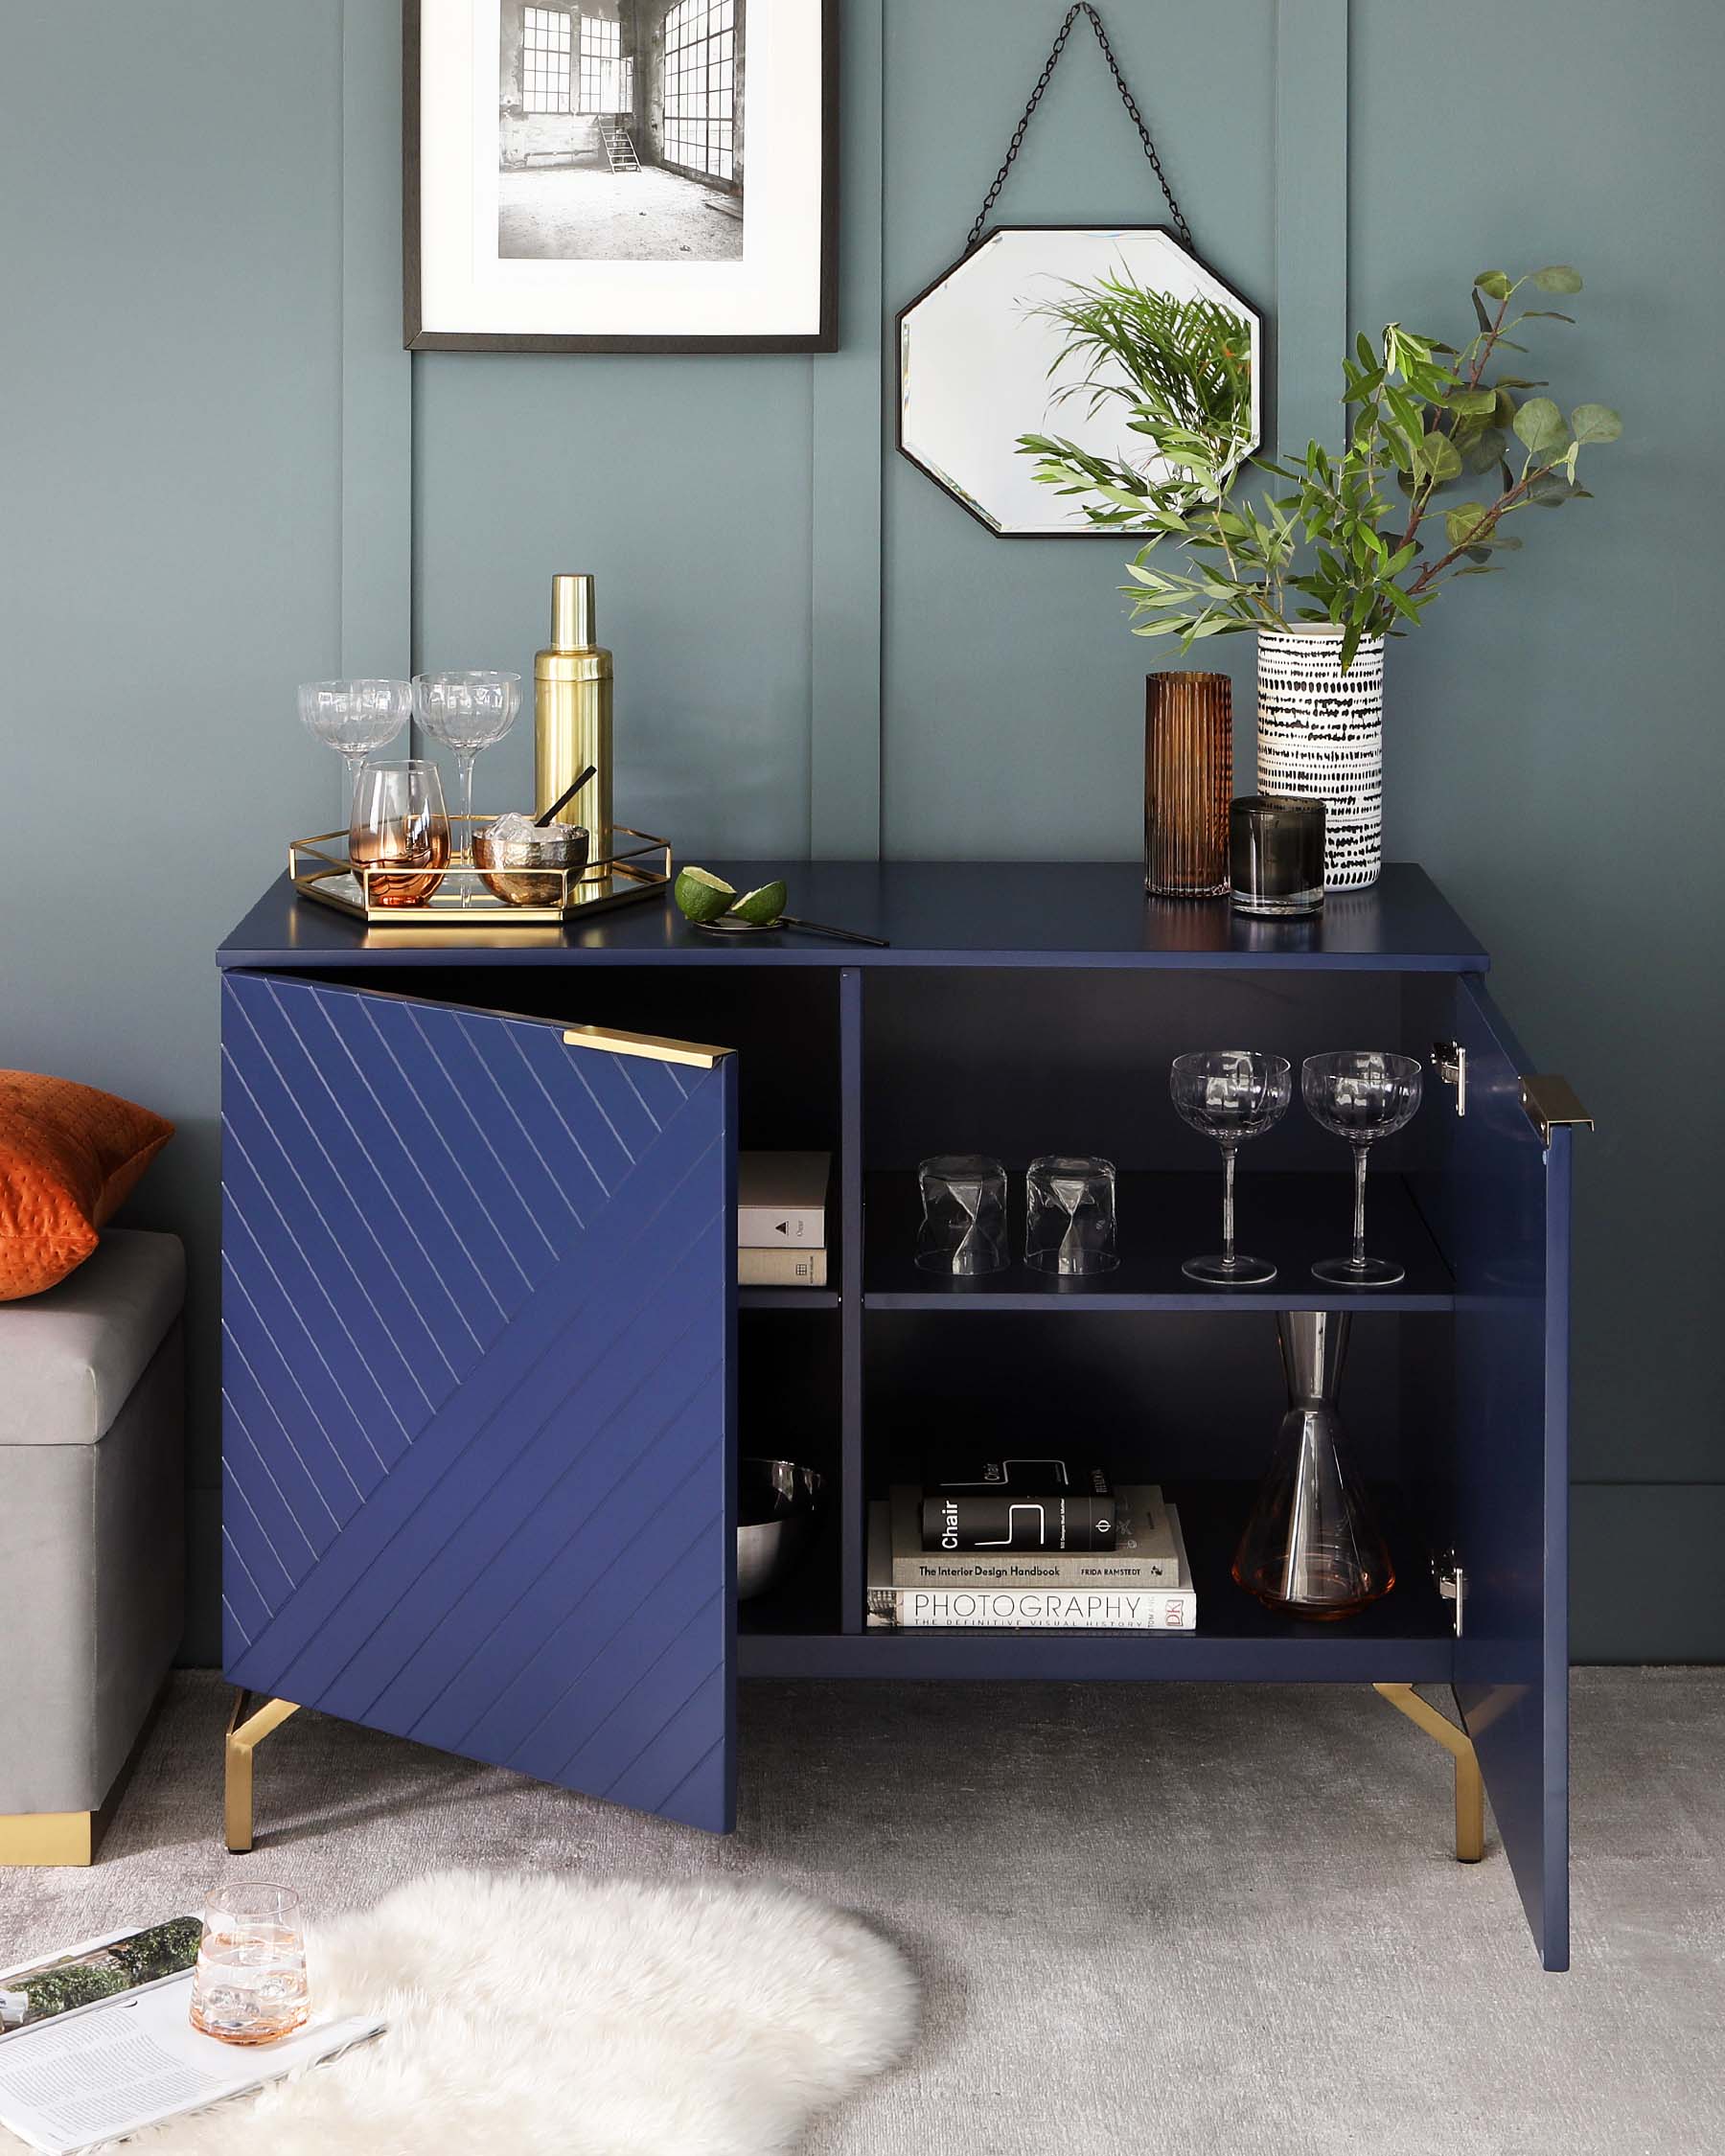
[738,1247,828,1287]
[737,1152,831,1248]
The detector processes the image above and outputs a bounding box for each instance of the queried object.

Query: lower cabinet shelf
[737,1630,1457,1681]
[737,1480,1455,1683]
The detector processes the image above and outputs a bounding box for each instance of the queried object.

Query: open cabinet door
[1429,973,1574,1969]
[219,971,737,1832]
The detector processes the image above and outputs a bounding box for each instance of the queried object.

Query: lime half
[730,880,789,927]
[674,866,737,925]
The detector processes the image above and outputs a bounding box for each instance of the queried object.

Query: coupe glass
[412,671,522,860]
[188,1884,309,2046]
[297,678,412,829]
[1169,1050,1293,1284]
[1301,1050,1423,1286]
[1025,1156,1117,1274]
[350,760,450,907]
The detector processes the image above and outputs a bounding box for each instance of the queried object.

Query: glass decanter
[1232,1310,1395,1620]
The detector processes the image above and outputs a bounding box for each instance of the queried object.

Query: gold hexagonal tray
[288,820,671,928]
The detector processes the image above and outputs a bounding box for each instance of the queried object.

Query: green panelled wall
[4,1,1720,1661]
[2,2,349,1657]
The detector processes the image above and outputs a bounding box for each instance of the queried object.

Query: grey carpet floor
[3,1670,1721,2155]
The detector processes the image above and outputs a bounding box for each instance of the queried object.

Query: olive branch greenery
[1019,265,1622,671]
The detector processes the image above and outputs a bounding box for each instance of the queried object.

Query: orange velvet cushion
[0,1072,174,1300]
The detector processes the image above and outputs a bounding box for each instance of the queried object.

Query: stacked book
[738,1152,830,1286]
[867,1456,1196,1632]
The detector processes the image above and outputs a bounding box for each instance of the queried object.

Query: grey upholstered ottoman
[0,1229,185,1862]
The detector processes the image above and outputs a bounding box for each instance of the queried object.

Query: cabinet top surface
[218,860,1488,972]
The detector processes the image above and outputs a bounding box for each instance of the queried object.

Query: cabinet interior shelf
[861,1170,1454,1313]
[738,1479,1455,1680]
[738,1286,840,1311]
[738,1175,1454,1314]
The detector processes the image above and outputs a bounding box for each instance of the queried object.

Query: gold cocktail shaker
[534,573,612,855]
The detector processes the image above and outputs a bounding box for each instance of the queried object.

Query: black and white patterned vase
[1255,628,1385,890]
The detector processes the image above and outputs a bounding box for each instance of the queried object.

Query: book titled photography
[867,1502,1197,1634]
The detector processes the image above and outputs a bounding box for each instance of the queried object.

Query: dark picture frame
[404,0,839,353]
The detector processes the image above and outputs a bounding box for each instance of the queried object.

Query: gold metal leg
[0,1811,101,1866]
[225,1691,300,1854]
[1373,1683,1485,1863]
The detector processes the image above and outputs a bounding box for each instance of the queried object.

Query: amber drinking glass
[350,760,450,907]
[188,1884,310,2045]
[1144,672,1231,897]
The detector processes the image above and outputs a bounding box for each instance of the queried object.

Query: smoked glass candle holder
[350,760,451,908]
[915,1156,1008,1275]
[1230,795,1326,917]
[188,1884,310,2046]
[1144,672,1231,897]
[1024,1156,1117,1274]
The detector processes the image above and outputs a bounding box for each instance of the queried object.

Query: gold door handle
[1519,1074,1594,1145]
[562,1023,731,1069]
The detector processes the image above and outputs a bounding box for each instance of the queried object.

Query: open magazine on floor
[0,1920,382,2156]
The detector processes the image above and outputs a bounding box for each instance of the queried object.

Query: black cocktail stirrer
[535,765,597,827]
[695,908,890,947]
[770,914,890,947]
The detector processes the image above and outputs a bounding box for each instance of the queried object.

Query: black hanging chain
[966,3,1193,255]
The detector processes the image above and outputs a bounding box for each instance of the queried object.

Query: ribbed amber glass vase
[1144,672,1232,896]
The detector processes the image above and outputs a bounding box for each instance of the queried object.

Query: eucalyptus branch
[1399,287,1511,556]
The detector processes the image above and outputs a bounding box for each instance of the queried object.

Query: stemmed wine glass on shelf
[1169,1050,1292,1284]
[412,671,522,864]
[1301,1051,1423,1285]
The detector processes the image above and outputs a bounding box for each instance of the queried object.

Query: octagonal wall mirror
[898,225,1263,539]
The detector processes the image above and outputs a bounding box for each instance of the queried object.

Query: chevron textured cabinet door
[219,972,737,1832]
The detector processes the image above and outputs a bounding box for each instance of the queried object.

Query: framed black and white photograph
[404,0,838,352]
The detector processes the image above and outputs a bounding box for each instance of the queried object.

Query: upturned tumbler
[1024,1156,1117,1274]
[915,1156,1008,1275]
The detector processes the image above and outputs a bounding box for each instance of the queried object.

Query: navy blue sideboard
[218,861,1581,1968]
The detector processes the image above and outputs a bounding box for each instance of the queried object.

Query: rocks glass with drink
[188,1885,310,2045]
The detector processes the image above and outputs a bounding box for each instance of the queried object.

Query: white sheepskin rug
[128,1869,919,2155]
